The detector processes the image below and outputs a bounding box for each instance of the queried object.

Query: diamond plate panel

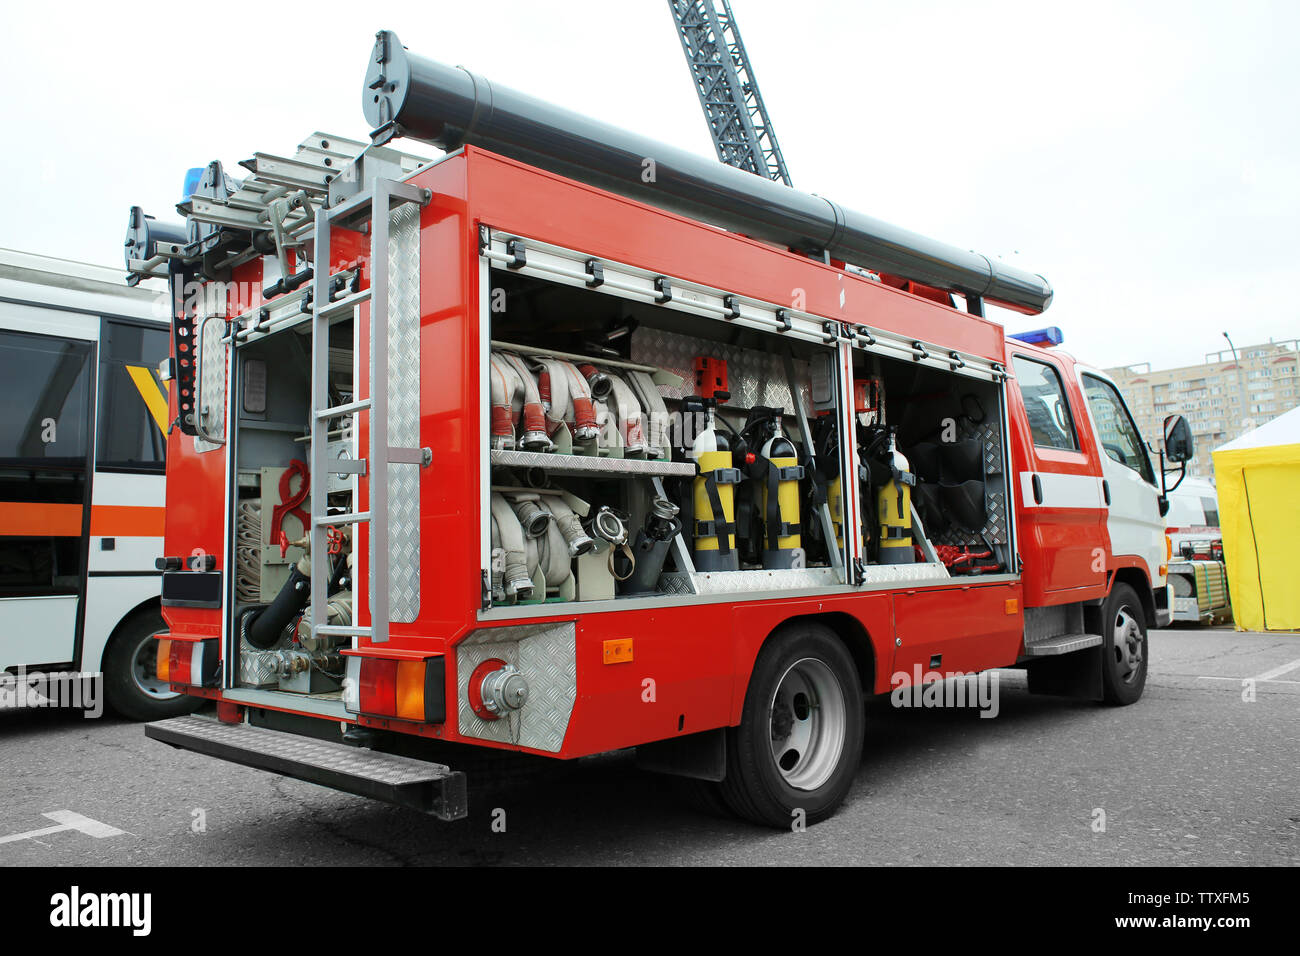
[237,616,290,687]
[455,622,576,753]
[151,716,454,785]
[194,296,227,453]
[491,449,694,478]
[659,567,841,594]
[631,327,811,413]
[929,418,1009,548]
[386,202,421,623]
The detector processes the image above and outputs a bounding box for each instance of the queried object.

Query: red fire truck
[133,31,1190,828]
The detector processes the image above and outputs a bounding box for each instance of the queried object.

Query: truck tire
[720,622,864,828]
[102,609,203,721]
[1100,583,1148,706]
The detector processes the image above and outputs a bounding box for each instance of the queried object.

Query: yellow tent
[1212,405,1300,631]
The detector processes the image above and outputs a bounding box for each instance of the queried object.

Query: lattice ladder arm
[667,0,793,186]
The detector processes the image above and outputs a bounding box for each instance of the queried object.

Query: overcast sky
[2,1,1295,371]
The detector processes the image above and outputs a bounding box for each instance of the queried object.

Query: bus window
[0,328,93,598]
[0,329,92,462]
[97,319,169,471]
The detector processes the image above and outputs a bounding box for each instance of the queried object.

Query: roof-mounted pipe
[362,29,1052,315]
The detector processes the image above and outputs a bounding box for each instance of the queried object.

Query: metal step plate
[145,715,466,820]
[1022,633,1104,657]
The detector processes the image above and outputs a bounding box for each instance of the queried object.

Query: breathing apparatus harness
[729,407,805,567]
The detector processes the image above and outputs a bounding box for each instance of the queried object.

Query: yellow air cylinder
[760,435,805,569]
[877,437,915,565]
[692,448,738,571]
[827,475,844,550]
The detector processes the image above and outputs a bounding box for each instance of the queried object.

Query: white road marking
[1249,657,1300,683]
[1198,676,1300,685]
[0,811,124,846]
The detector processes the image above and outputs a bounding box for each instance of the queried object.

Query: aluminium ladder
[306,178,430,645]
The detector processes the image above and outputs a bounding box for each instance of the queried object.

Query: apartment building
[1107,339,1300,477]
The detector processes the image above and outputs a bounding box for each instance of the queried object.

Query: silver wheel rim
[1112,606,1144,685]
[130,630,181,701]
[768,657,847,791]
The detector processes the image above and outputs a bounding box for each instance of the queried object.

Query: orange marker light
[603,639,634,664]
[395,660,426,722]
[1004,598,1019,615]
[156,639,172,682]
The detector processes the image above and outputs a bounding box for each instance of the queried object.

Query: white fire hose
[535,358,601,442]
[489,352,551,451]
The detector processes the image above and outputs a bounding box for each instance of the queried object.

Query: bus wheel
[720,622,864,828]
[103,610,202,721]
[1101,583,1148,706]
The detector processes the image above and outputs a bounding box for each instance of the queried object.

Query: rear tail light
[343,655,445,723]
[157,636,219,687]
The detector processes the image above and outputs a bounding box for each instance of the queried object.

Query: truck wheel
[1101,583,1148,706]
[102,610,202,722]
[720,622,864,828]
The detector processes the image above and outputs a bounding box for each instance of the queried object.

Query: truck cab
[1005,339,1168,626]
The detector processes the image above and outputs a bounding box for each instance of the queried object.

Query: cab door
[1077,371,1164,588]
[1006,350,1108,604]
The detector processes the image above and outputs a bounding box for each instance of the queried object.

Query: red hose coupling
[571,397,600,439]
[491,405,514,437]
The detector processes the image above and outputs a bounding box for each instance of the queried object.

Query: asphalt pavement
[2,627,1296,866]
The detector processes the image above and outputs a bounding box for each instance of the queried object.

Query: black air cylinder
[362,30,1053,314]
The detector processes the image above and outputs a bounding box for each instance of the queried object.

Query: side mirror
[1163,414,1194,463]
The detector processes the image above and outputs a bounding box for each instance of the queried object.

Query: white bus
[0,248,199,719]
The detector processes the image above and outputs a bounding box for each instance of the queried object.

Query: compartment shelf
[490,449,695,478]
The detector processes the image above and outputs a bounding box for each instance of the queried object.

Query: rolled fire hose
[509,493,552,538]
[497,351,552,450]
[588,505,635,581]
[593,398,622,451]
[490,492,534,597]
[578,363,613,401]
[626,370,670,459]
[604,374,647,456]
[489,512,504,601]
[547,497,596,556]
[531,521,572,588]
[536,358,600,441]
[489,352,550,450]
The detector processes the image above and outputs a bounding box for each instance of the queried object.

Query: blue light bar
[1008,326,1064,347]
[182,167,205,201]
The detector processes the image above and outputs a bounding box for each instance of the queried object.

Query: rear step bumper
[145,715,467,821]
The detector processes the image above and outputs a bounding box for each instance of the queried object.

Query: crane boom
[667,0,793,186]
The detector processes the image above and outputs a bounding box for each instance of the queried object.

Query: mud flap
[636,727,727,782]
[1025,645,1104,701]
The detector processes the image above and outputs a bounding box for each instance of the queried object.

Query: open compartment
[226,310,358,699]
[850,348,1013,576]
[480,233,1014,608]
[484,261,851,607]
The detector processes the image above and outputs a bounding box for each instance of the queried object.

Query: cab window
[1082,374,1155,484]
[1012,355,1078,451]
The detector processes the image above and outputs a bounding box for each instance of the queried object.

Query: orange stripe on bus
[0,503,165,537]
[90,505,166,537]
[0,502,84,536]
